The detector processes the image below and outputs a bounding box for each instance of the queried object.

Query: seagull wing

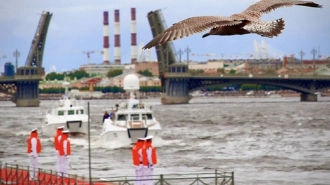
[242,0,322,18]
[143,16,241,49]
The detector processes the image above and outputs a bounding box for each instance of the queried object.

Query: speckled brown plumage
[143,0,322,49]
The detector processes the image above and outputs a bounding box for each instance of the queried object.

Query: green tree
[189,69,204,75]
[217,68,225,73]
[68,69,90,80]
[45,72,65,80]
[229,69,236,74]
[264,68,277,75]
[140,86,161,92]
[137,69,153,77]
[107,69,123,78]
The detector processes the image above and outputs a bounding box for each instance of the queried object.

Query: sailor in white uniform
[54,126,64,176]
[144,135,157,185]
[27,128,42,181]
[59,130,71,177]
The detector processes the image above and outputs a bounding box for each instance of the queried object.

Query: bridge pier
[162,78,191,104]
[300,93,317,102]
[14,81,40,107]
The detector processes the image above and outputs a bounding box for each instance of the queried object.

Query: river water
[0,97,329,185]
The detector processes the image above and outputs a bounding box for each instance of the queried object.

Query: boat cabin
[115,112,153,121]
[112,111,154,128]
[54,107,85,116]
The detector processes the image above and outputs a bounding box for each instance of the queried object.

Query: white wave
[197,140,213,147]
[68,135,186,150]
[15,131,32,136]
[152,138,185,147]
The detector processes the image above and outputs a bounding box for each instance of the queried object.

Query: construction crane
[145,49,151,62]
[261,40,269,59]
[254,39,261,59]
[138,42,144,62]
[138,42,152,62]
[254,40,285,59]
[83,51,94,64]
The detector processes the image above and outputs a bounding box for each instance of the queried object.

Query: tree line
[45,69,154,81]
[39,86,161,94]
[39,84,281,94]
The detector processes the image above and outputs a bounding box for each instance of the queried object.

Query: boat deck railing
[0,162,234,185]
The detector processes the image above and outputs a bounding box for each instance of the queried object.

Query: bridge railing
[97,170,234,185]
[0,162,234,185]
[165,72,330,79]
[0,162,82,185]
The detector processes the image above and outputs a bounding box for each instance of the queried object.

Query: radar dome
[124,74,140,91]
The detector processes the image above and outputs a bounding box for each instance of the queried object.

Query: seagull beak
[202,33,210,38]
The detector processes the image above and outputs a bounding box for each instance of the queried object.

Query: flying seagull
[143,0,322,49]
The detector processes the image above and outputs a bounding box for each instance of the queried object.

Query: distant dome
[124,74,140,91]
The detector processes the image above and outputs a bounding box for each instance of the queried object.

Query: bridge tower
[13,11,52,107]
[146,10,191,104]
[146,10,178,91]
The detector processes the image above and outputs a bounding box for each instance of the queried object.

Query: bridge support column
[300,93,317,102]
[161,78,191,104]
[14,81,40,107]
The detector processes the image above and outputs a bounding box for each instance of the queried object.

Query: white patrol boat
[100,74,162,146]
[41,81,89,136]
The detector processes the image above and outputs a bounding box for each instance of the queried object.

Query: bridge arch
[189,81,312,94]
[187,77,330,95]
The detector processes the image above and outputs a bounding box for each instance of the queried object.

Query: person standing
[102,111,110,123]
[54,126,64,176]
[143,136,157,185]
[58,130,71,177]
[132,138,147,185]
[27,128,42,181]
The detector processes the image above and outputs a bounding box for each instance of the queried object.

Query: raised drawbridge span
[0,11,52,107]
[145,10,330,104]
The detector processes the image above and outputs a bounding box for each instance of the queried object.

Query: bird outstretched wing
[143,16,242,49]
[242,0,322,18]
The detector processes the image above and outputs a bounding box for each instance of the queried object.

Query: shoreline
[1,90,329,101]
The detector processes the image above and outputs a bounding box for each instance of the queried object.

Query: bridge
[146,10,330,104]
[0,11,52,107]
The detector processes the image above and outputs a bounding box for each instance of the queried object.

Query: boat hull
[100,121,162,146]
[41,121,88,136]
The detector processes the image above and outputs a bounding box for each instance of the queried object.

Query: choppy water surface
[1,97,330,185]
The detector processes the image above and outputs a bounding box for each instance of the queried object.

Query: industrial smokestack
[131,8,137,64]
[114,9,121,64]
[103,11,110,64]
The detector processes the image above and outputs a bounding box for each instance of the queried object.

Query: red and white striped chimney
[114,9,121,64]
[131,8,137,64]
[103,11,110,64]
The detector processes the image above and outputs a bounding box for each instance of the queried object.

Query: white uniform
[135,148,144,185]
[29,138,38,180]
[60,139,69,177]
[145,147,154,185]
[55,135,62,176]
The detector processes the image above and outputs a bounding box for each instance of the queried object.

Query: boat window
[117,114,127,121]
[80,110,84,114]
[68,110,75,115]
[58,110,65,116]
[76,110,79,114]
[142,114,153,120]
[131,114,140,121]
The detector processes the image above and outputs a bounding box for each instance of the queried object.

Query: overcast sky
[0,0,329,73]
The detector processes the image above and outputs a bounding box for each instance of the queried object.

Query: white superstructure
[100,74,162,146]
[41,81,89,136]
